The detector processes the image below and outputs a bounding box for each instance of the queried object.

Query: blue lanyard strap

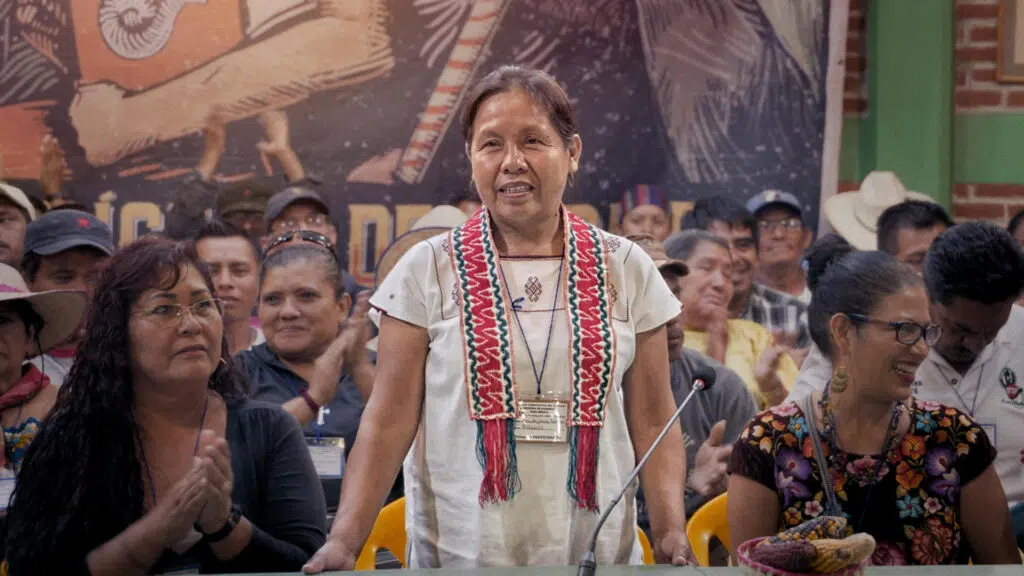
[500,258,565,395]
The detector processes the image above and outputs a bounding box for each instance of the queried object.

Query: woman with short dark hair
[239,243,371,511]
[4,237,326,574]
[727,249,1019,565]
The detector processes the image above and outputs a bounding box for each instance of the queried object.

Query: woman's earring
[832,364,849,393]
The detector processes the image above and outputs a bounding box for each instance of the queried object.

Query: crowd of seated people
[0,64,1020,573]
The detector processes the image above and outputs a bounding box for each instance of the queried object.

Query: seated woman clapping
[237,243,371,510]
[4,237,327,575]
[727,248,1020,565]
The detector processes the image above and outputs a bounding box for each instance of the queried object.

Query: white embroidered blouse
[369,230,680,568]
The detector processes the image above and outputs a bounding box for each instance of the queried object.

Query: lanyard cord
[501,258,564,395]
[139,395,209,506]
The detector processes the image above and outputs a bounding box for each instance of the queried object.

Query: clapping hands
[146,430,235,548]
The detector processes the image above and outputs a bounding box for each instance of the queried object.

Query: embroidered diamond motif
[525,276,543,303]
[606,236,621,253]
[442,237,451,254]
[451,282,459,304]
[609,283,619,303]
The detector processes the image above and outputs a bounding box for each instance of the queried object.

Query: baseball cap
[25,209,114,256]
[0,182,37,221]
[216,178,276,217]
[264,186,330,227]
[627,234,689,277]
[746,190,803,218]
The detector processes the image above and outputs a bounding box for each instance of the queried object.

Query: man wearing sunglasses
[913,223,1024,522]
[264,186,338,248]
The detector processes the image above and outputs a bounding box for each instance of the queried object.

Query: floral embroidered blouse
[729,398,996,565]
[3,417,41,474]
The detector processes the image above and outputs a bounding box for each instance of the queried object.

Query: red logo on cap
[77,218,91,228]
[243,189,252,198]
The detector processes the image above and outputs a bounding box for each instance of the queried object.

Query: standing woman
[4,238,327,574]
[727,250,1019,565]
[305,66,689,571]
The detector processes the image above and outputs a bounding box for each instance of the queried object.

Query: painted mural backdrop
[0,0,842,285]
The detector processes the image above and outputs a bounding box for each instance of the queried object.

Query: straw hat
[0,263,86,353]
[367,205,468,353]
[374,205,469,287]
[824,171,936,250]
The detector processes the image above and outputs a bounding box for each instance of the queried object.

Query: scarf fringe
[567,425,601,512]
[476,419,521,505]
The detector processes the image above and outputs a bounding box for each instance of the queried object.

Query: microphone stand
[577,376,711,576]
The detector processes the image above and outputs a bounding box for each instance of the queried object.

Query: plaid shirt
[740,283,811,348]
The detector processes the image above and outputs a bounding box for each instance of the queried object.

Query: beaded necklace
[817,381,902,531]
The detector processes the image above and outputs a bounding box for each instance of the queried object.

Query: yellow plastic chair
[356,496,654,568]
[637,526,655,565]
[685,492,731,567]
[355,497,407,570]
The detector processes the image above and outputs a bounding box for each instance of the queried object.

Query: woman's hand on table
[657,530,695,565]
[302,537,358,573]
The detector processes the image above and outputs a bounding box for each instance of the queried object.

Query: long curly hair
[4,236,246,573]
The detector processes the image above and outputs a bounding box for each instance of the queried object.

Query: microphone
[577,366,717,576]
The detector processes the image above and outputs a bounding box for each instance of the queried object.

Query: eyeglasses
[846,313,942,347]
[136,298,224,327]
[758,217,803,233]
[266,230,335,254]
[271,213,329,234]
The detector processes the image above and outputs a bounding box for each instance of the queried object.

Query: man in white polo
[912,223,1024,515]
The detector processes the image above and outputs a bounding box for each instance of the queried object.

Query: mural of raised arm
[635,0,826,186]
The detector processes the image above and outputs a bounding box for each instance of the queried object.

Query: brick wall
[956,0,1009,111]
[954,184,1024,222]
[954,0,1024,223]
[838,0,868,194]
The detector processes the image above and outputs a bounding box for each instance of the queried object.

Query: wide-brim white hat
[0,263,85,354]
[824,171,937,250]
[373,205,469,287]
[367,205,468,352]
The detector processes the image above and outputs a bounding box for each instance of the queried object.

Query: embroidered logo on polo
[1000,367,1023,406]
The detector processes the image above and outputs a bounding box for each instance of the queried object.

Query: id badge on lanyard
[308,436,346,479]
[514,396,569,444]
[292,381,347,478]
